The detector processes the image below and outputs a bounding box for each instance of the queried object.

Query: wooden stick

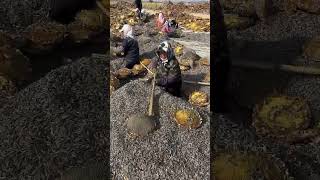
[140,62,210,86]
[183,80,210,86]
[232,60,320,75]
[148,72,156,116]
[140,62,154,75]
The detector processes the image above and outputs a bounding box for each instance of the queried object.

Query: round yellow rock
[189,91,209,107]
[175,46,183,56]
[132,64,145,75]
[174,109,202,129]
[141,59,151,66]
[116,68,131,79]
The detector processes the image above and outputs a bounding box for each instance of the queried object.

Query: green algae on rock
[252,95,311,140]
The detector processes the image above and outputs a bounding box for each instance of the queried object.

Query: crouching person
[141,41,182,97]
[113,24,140,69]
[161,19,179,38]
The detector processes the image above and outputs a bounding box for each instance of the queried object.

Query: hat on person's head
[156,41,174,64]
[119,24,134,38]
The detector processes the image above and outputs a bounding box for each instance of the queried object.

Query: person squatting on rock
[135,0,143,19]
[113,24,140,69]
[142,41,182,97]
[156,12,179,37]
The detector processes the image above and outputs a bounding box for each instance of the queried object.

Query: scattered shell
[174,109,202,129]
[189,91,209,107]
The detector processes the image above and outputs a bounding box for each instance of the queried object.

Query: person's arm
[122,39,129,56]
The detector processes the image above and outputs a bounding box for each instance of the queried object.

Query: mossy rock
[74,9,107,31]
[116,68,132,79]
[303,36,320,61]
[222,0,256,17]
[0,75,17,97]
[295,0,320,14]
[213,151,292,180]
[199,58,210,66]
[252,95,311,139]
[22,22,66,54]
[179,50,201,68]
[174,109,202,129]
[0,46,32,84]
[224,14,255,30]
[110,74,120,93]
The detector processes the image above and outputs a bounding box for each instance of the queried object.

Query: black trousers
[166,81,182,97]
[135,0,142,11]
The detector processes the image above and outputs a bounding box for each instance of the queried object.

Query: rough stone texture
[0,56,108,180]
[214,114,320,179]
[0,0,50,33]
[228,11,320,41]
[110,81,210,179]
[286,76,320,119]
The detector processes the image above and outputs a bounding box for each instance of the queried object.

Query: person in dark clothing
[135,0,143,19]
[142,41,182,97]
[49,0,96,24]
[113,24,140,69]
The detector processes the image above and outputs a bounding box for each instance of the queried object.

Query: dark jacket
[122,37,140,69]
[149,56,182,96]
